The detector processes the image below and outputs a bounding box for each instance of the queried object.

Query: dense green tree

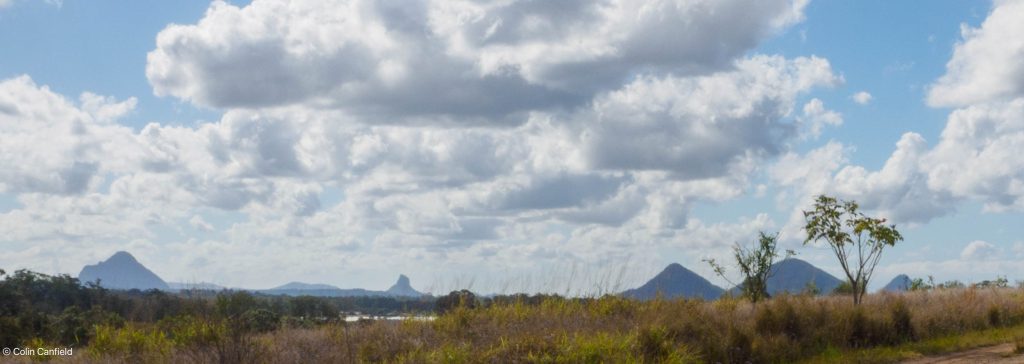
[436,290,477,314]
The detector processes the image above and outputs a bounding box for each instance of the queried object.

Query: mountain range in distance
[76,251,913,300]
[623,258,912,300]
[77,251,424,297]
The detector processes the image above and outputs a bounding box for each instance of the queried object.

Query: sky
[1,0,1023,294]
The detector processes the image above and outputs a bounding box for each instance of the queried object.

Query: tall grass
[52,287,1024,363]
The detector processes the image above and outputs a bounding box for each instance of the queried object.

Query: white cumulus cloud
[146,0,810,125]
[960,240,998,260]
[927,0,1024,107]
[851,91,872,105]
[799,98,843,139]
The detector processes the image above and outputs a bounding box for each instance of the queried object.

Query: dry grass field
[9,287,1022,363]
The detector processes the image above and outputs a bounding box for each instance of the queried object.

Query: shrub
[890,299,915,342]
[159,315,225,348]
[436,290,478,314]
[754,299,803,341]
[832,281,854,295]
[241,308,280,333]
[723,326,754,364]
[636,326,673,361]
[214,291,259,319]
[89,324,172,361]
[987,305,1002,327]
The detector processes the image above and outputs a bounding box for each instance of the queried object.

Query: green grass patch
[800,323,1024,364]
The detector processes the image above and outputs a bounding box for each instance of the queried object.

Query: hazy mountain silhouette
[881,274,911,292]
[167,281,225,291]
[386,274,423,296]
[74,252,425,297]
[270,282,342,291]
[763,258,841,295]
[727,258,843,296]
[621,263,724,300]
[261,275,425,297]
[78,251,169,290]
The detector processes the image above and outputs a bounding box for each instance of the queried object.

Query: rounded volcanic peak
[622,263,724,301]
[659,263,689,276]
[765,258,842,295]
[106,251,139,264]
[771,258,816,270]
[882,274,912,292]
[78,251,169,291]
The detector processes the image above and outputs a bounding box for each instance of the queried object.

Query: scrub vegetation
[2,268,1024,363]
[2,196,1020,363]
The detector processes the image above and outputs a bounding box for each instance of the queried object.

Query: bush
[754,299,803,340]
[724,327,754,364]
[54,306,123,346]
[846,308,895,347]
[89,324,172,362]
[636,326,673,361]
[890,299,915,342]
[988,305,1003,327]
[159,315,225,348]
[241,308,280,333]
[215,291,259,319]
[436,290,477,314]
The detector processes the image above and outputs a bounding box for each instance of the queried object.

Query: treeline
[0,268,433,349]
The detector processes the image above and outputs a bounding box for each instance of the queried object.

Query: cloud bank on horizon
[0,0,1022,291]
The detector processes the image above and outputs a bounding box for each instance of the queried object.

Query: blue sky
[1,0,1022,293]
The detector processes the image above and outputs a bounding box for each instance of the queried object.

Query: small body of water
[343,315,435,322]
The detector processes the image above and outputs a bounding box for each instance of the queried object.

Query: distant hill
[74,252,426,297]
[881,274,911,292]
[621,263,724,300]
[78,251,169,291]
[270,282,342,291]
[260,275,425,298]
[766,258,841,295]
[729,258,843,296]
[168,282,226,291]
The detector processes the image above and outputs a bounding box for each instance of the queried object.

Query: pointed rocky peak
[395,274,411,287]
[386,274,423,297]
[78,251,169,291]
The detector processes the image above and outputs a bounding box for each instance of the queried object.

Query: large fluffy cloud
[147,0,808,123]
[916,0,1024,213]
[923,100,1024,211]
[927,0,1024,107]
[833,133,956,224]
[772,0,1024,231]
[4,0,851,289]
[2,47,839,287]
[579,56,840,177]
[0,76,137,195]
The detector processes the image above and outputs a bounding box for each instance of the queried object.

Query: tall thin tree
[803,195,903,305]
[705,231,790,303]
